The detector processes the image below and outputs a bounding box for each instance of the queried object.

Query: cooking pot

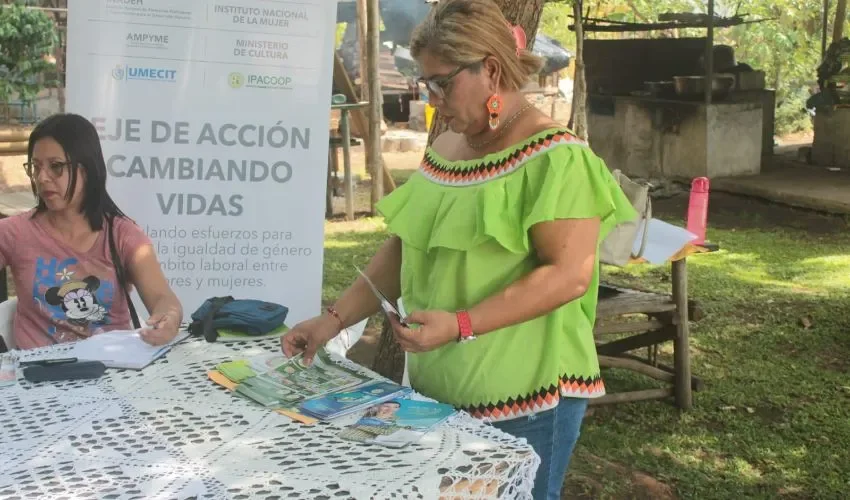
[673,75,735,100]
[643,81,675,97]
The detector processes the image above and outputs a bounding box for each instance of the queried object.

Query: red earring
[487,93,502,130]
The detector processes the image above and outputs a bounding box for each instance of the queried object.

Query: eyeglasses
[23,161,73,179]
[416,58,486,100]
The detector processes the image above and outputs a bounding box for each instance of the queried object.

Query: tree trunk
[569,0,588,141]
[372,0,545,383]
[835,0,848,43]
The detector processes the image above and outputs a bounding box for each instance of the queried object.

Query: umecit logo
[111,65,125,80]
[111,64,177,82]
[229,72,293,90]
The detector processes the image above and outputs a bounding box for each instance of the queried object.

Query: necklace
[465,101,535,151]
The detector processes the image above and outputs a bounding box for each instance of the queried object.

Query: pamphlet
[299,380,411,420]
[246,350,373,406]
[355,266,408,326]
[213,348,400,422]
[338,398,456,448]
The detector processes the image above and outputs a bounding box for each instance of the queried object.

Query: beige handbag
[599,170,651,267]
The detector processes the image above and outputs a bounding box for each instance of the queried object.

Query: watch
[456,310,476,343]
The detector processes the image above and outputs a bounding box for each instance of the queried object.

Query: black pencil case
[22,361,107,382]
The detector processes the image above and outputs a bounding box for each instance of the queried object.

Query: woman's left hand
[140,310,180,345]
[389,310,459,353]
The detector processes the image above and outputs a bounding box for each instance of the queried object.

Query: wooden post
[835,0,848,43]
[341,110,355,221]
[550,73,559,119]
[823,0,832,59]
[367,0,383,213]
[704,0,715,105]
[570,0,588,140]
[356,0,369,102]
[332,54,396,194]
[672,258,692,409]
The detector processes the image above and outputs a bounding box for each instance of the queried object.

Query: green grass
[322,204,850,499]
[572,217,850,499]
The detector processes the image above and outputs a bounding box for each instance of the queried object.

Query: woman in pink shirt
[0,113,183,350]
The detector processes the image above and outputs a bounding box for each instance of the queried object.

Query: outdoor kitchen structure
[585,37,774,180]
[570,6,778,180]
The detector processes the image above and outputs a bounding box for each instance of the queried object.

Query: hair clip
[506,23,527,57]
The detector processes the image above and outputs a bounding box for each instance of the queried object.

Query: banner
[66,0,338,324]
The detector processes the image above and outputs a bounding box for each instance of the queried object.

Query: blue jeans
[492,397,588,500]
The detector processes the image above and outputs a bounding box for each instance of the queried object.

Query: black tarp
[336,0,572,75]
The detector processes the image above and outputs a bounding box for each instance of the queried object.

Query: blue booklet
[298,380,411,420]
[338,398,457,448]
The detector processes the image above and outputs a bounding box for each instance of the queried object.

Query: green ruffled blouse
[376,128,637,421]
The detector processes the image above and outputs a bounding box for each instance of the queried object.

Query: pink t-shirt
[0,210,152,350]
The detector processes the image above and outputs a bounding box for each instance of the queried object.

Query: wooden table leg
[672,258,692,409]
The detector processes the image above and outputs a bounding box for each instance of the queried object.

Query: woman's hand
[280,314,341,365]
[390,310,459,353]
[140,310,180,346]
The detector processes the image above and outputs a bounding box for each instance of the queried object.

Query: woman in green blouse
[282,0,636,497]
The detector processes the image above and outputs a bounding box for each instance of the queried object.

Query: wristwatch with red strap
[456,310,476,343]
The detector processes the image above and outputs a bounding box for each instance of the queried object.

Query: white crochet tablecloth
[0,338,539,499]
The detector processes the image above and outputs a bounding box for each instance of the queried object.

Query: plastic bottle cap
[691,177,710,192]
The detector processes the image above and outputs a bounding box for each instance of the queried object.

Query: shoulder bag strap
[107,217,141,329]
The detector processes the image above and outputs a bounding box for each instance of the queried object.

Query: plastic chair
[0,297,18,351]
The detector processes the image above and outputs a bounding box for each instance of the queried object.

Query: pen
[19,357,78,367]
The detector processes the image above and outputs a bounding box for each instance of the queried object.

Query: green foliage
[538,0,834,135]
[719,0,823,135]
[539,3,576,52]
[0,1,59,106]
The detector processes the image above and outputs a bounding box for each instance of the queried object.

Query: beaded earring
[486,93,503,130]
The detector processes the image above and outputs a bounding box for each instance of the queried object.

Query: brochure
[355,265,408,327]
[213,348,399,422]
[338,398,456,448]
[298,380,411,420]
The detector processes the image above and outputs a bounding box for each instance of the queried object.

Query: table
[592,244,716,410]
[0,338,539,499]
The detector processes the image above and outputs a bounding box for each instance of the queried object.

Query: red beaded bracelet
[325,306,345,329]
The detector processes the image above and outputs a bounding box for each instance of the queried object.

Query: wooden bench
[592,258,701,409]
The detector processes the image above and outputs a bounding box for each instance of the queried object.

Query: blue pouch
[188,296,288,342]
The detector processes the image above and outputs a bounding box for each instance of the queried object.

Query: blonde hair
[410,0,543,91]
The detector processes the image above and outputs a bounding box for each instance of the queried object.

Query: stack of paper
[338,398,456,448]
[72,329,190,370]
[632,218,698,264]
[299,381,410,420]
[211,349,409,422]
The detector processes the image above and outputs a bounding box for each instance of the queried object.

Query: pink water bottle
[686,177,710,245]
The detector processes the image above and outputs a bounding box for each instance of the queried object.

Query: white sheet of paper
[72,329,190,370]
[631,218,698,265]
